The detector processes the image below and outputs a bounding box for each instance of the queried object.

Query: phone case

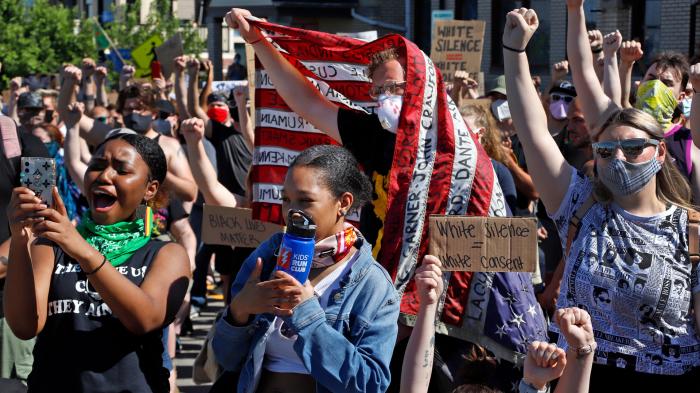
[20,157,56,206]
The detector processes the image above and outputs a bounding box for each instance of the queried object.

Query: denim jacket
[212,233,400,393]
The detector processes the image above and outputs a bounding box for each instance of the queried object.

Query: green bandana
[77,208,153,267]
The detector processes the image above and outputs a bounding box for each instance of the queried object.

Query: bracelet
[567,342,597,359]
[84,255,108,275]
[248,36,265,45]
[503,44,526,53]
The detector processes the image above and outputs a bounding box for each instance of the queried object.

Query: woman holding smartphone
[4,133,190,393]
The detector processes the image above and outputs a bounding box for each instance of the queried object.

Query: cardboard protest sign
[430,20,485,83]
[131,35,163,78]
[155,33,184,79]
[428,216,537,272]
[202,205,282,248]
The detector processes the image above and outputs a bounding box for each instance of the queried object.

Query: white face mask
[376,94,402,133]
[491,99,511,122]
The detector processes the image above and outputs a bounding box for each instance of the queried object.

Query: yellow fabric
[635,79,678,132]
[371,172,389,258]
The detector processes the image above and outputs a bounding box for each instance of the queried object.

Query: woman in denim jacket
[212,145,400,393]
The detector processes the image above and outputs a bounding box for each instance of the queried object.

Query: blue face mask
[681,98,692,118]
[44,141,59,157]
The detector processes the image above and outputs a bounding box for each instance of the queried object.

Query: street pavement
[176,295,224,393]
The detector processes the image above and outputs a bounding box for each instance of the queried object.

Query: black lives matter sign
[430,20,485,83]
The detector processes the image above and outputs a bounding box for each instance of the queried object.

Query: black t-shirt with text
[28,241,171,393]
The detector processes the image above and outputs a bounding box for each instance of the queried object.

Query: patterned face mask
[597,147,662,196]
[635,80,678,131]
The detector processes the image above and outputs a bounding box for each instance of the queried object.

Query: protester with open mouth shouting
[4,133,190,393]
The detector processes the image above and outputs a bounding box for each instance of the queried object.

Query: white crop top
[263,252,358,374]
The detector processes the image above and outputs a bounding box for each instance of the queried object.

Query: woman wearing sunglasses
[504,5,700,389]
[211,144,400,393]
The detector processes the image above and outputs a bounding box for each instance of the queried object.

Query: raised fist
[587,30,603,50]
[64,102,85,128]
[201,59,212,73]
[620,40,644,64]
[94,66,108,84]
[415,255,444,306]
[9,77,22,91]
[551,60,569,82]
[81,58,96,78]
[602,30,622,58]
[187,58,200,77]
[174,56,187,73]
[63,66,83,84]
[232,84,249,105]
[554,307,595,349]
[181,117,206,143]
[523,341,567,390]
[503,8,539,52]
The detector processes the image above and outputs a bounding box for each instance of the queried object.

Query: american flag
[247,19,547,361]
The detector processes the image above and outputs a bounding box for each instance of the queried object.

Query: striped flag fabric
[248,19,547,361]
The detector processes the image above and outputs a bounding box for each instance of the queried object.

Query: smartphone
[20,157,56,206]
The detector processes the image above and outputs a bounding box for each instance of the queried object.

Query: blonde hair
[593,108,694,210]
[460,104,508,164]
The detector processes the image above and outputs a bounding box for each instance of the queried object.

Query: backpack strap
[687,209,700,265]
[565,195,596,258]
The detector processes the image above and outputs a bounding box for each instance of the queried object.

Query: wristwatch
[519,379,549,393]
[568,342,597,359]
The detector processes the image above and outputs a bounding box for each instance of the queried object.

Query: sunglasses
[369,81,406,100]
[551,94,574,103]
[95,116,108,123]
[592,138,659,159]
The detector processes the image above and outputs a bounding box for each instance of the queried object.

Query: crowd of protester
[0,0,698,391]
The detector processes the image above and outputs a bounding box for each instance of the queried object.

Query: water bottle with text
[276,210,316,284]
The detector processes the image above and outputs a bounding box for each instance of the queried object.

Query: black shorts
[213,245,255,276]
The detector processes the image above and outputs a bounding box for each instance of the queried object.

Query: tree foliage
[0,0,205,89]
[0,0,94,88]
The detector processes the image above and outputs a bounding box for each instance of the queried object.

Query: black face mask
[123,113,152,133]
[44,110,54,123]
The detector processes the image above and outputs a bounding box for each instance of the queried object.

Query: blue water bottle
[276,210,316,284]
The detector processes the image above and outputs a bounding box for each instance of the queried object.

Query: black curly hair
[97,133,167,184]
[289,145,372,212]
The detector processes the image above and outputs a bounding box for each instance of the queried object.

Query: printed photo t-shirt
[550,170,700,375]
